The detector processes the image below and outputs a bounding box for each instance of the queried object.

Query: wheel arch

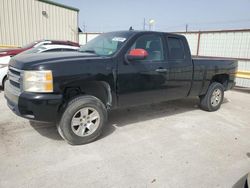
[210,74,229,89]
[62,81,112,109]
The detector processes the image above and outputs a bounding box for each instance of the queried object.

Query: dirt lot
[0,90,250,188]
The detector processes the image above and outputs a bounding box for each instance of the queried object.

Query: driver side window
[130,34,164,61]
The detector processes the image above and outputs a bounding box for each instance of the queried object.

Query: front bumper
[4,80,63,122]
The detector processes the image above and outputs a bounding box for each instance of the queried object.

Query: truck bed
[189,57,237,97]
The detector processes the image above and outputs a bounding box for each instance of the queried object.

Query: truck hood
[9,52,102,70]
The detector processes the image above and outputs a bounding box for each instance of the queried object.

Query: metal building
[79,32,100,45]
[0,0,79,48]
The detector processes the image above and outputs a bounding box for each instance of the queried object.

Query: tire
[2,76,7,90]
[200,82,224,112]
[57,95,107,145]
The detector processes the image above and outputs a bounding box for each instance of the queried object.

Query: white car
[0,45,79,89]
[0,56,11,88]
[18,44,79,55]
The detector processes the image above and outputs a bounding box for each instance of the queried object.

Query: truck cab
[117,31,193,106]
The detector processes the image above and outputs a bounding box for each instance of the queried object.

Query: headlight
[23,70,53,93]
[0,64,8,68]
[0,52,7,55]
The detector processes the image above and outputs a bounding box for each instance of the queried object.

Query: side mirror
[126,49,148,61]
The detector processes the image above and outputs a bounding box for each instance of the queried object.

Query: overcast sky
[54,0,250,32]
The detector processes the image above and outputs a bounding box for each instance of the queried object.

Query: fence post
[196,31,201,56]
[85,33,88,44]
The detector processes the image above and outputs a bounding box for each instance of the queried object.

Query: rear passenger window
[168,37,185,59]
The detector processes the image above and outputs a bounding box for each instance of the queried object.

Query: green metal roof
[38,0,79,12]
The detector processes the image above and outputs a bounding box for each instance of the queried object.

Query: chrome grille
[8,66,22,91]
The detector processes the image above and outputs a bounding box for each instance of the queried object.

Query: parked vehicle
[1,41,80,88]
[0,56,11,88]
[0,45,79,89]
[4,31,237,145]
[17,44,79,56]
[0,40,79,57]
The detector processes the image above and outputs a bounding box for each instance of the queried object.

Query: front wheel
[57,95,107,145]
[200,82,224,112]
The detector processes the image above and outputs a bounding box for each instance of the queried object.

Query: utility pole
[143,18,146,30]
[185,24,188,32]
[82,22,87,33]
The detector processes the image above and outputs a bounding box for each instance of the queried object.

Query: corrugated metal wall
[0,0,78,47]
[79,33,100,45]
[183,33,199,55]
[198,32,250,58]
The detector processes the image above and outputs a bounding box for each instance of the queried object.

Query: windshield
[79,32,131,56]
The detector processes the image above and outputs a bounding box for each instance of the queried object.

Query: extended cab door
[117,33,170,107]
[163,35,193,98]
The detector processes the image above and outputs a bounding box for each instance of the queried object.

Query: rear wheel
[200,82,224,112]
[57,95,107,145]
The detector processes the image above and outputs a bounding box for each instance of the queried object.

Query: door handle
[155,68,168,73]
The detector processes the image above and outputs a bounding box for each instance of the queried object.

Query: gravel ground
[0,90,250,188]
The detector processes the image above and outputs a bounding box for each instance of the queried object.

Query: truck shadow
[101,97,229,138]
[29,121,62,140]
[29,97,229,141]
[106,97,200,128]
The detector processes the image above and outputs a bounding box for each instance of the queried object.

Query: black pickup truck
[4,31,237,145]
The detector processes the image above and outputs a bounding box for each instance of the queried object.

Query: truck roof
[105,30,184,38]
